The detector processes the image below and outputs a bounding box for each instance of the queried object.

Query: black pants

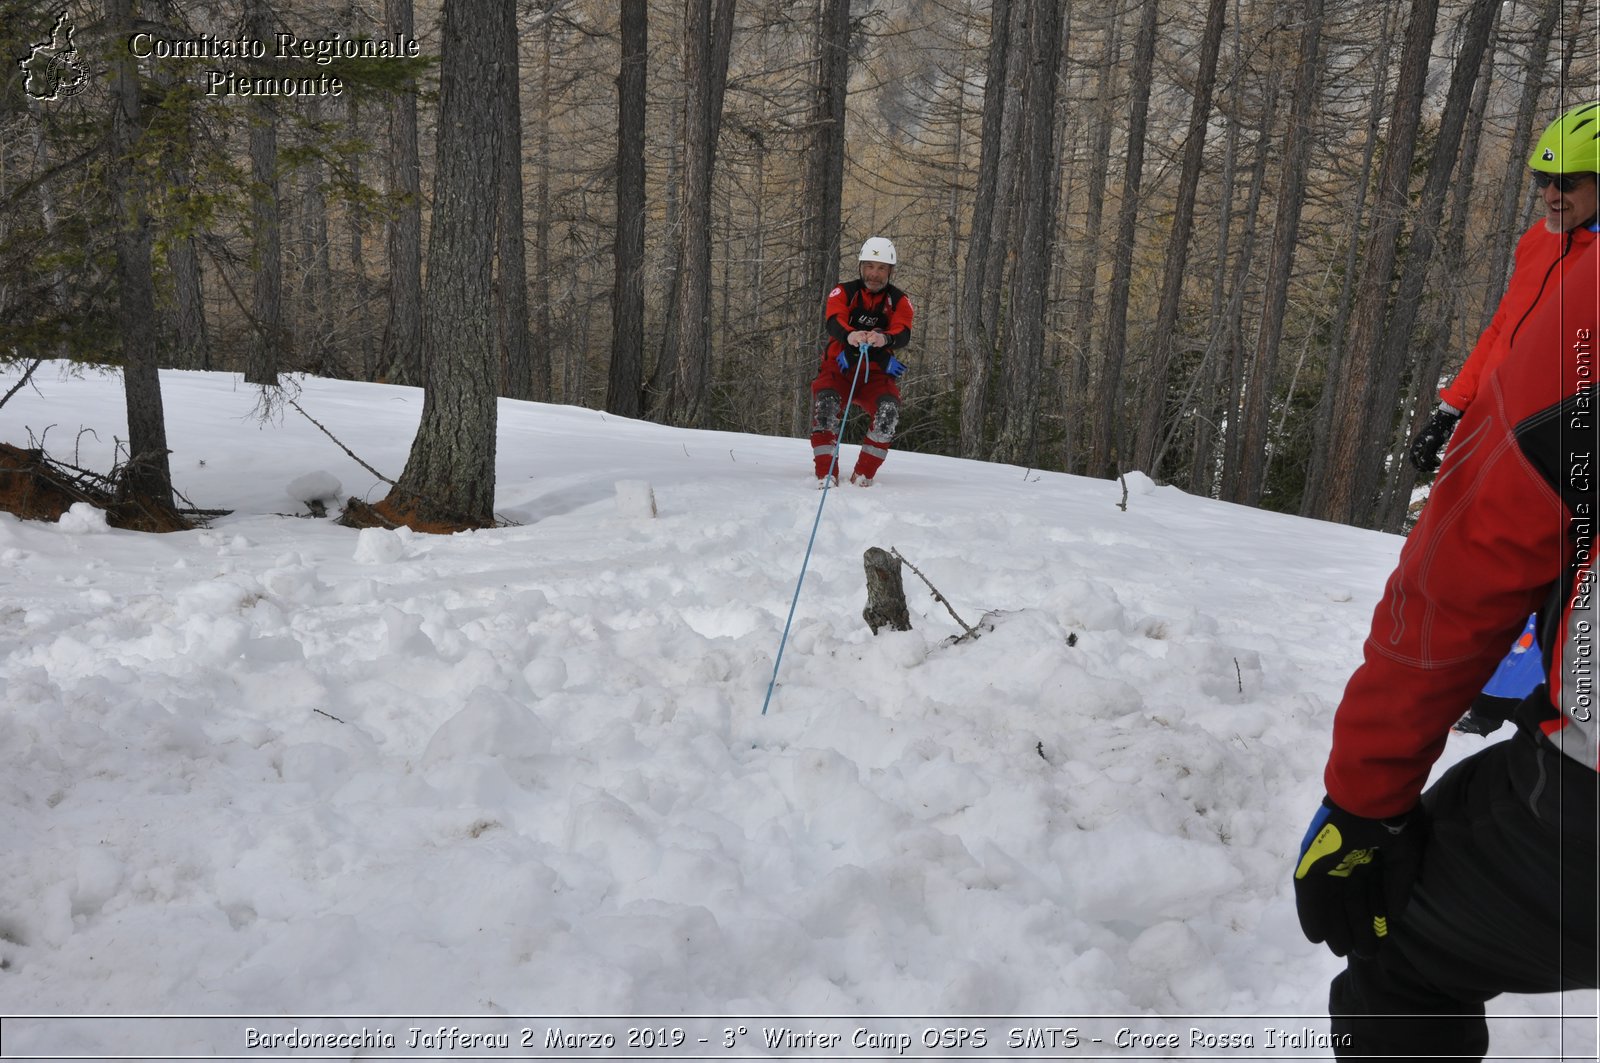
[1329,728,1598,1059]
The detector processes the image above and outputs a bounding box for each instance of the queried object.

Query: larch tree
[606,0,649,417]
[108,0,179,515]
[1088,0,1160,479]
[992,0,1064,466]
[1314,0,1440,526]
[243,0,284,387]
[656,0,737,427]
[380,0,423,385]
[498,4,533,402]
[359,0,512,530]
[1131,0,1228,476]
[795,0,851,422]
[1229,0,1324,507]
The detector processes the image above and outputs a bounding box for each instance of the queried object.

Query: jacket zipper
[1507,230,1576,351]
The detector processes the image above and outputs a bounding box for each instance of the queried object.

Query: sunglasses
[1532,172,1595,193]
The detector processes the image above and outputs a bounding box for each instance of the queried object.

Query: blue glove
[886,356,906,377]
[836,351,853,373]
[1293,796,1424,958]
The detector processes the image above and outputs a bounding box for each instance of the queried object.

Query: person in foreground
[1410,101,1600,736]
[808,237,914,488]
[1293,102,1600,1060]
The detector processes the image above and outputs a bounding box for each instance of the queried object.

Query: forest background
[2,0,1596,533]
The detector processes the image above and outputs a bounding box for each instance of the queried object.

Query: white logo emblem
[1544,148,1556,161]
[22,10,87,102]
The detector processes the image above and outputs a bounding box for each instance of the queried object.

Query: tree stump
[863,546,912,634]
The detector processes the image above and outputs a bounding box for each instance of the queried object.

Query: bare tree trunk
[348,87,373,380]
[1065,9,1122,474]
[1352,0,1496,527]
[166,239,207,371]
[1217,69,1281,500]
[958,0,1023,458]
[374,0,510,530]
[381,0,423,385]
[796,0,850,422]
[499,8,532,402]
[530,4,554,401]
[1088,0,1160,479]
[244,0,282,386]
[993,0,1064,466]
[1366,0,1498,527]
[1315,0,1441,526]
[607,0,649,416]
[1184,82,1242,495]
[300,97,334,375]
[660,0,736,427]
[1131,0,1227,475]
[108,0,175,506]
[1301,0,1396,513]
[1479,0,1560,331]
[1229,0,1324,506]
[150,19,208,374]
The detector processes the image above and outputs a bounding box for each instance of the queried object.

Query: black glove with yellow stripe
[1293,796,1425,958]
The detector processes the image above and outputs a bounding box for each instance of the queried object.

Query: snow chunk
[285,471,343,505]
[422,686,553,764]
[353,527,405,565]
[614,480,657,518]
[1121,470,1159,496]
[57,503,109,535]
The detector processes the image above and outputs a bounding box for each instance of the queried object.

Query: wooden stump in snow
[863,546,912,634]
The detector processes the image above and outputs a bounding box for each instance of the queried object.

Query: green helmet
[1529,102,1600,174]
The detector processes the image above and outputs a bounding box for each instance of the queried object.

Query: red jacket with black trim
[823,279,914,368]
[1327,227,1600,819]
[1440,222,1598,410]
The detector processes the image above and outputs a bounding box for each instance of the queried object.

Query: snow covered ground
[0,364,1594,1060]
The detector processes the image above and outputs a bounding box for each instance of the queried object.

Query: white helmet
[858,237,897,266]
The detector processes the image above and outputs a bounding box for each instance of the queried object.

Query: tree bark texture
[607,0,649,417]
[244,0,282,387]
[993,0,1064,466]
[660,0,736,427]
[109,0,175,505]
[957,0,1021,459]
[1315,0,1441,527]
[797,0,851,418]
[1065,10,1121,474]
[498,9,533,402]
[1229,0,1324,506]
[1088,0,1160,480]
[1479,0,1560,333]
[381,0,510,530]
[380,0,423,386]
[862,547,912,634]
[1131,0,1228,476]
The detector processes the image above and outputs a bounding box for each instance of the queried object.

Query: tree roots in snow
[0,442,197,532]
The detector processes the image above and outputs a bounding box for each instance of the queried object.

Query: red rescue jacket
[822,279,914,369]
[1440,222,1599,410]
[1327,225,1600,818]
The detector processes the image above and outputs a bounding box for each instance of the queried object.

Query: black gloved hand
[1294,796,1425,958]
[1452,709,1505,736]
[1407,407,1461,474]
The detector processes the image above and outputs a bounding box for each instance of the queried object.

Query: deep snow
[0,364,1593,1060]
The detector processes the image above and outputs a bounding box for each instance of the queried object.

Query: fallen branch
[288,399,396,486]
[890,546,978,640]
[1117,472,1129,512]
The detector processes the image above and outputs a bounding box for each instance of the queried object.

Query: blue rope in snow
[761,343,869,716]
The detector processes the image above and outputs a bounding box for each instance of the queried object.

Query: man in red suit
[809,237,915,488]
